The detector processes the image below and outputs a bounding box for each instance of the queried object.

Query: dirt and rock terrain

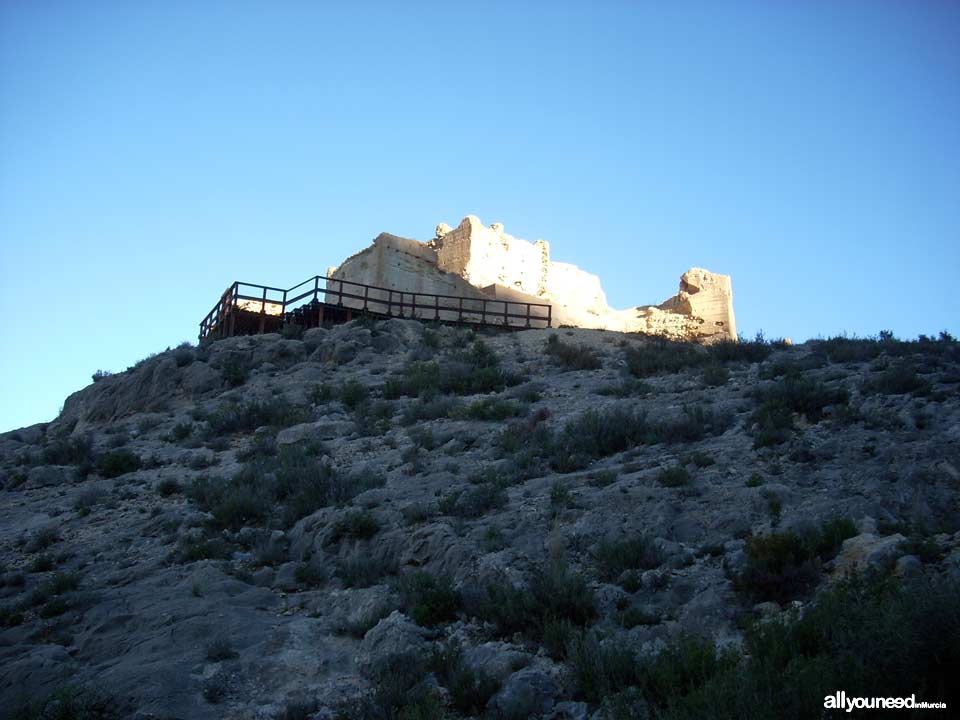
[1,320,959,719]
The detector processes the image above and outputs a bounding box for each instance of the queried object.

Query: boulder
[832,533,906,577]
[487,664,560,718]
[357,611,431,674]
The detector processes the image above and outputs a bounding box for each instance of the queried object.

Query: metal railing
[199,275,552,340]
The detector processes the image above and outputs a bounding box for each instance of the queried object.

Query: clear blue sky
[1,1,958,433]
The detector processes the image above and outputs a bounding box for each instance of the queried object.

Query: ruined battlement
[329,215,737,342]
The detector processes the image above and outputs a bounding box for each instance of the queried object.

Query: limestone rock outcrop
[327,215,737,342]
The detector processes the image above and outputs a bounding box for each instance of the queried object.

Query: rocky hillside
[1,320,959,719]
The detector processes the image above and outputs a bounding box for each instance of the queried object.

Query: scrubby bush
[439,482,508,518]
[469,561,597,646]
[549,404,732,472]
[657,465,691,487]
[732,517,857,604]
[399,395,462,425]
[383,340,523,398]
[545,334,603,370]
[94,449,141,478]
[594,537,662,580]
[156,478,181,497]
[170,422,193,442]
[5,685,120,720]
[708,335,776,364]
[338,380,369,410]
[624,339,705,377]
[751,374,848,448]
[702,364,729,387]
[204,398,309,436]
[220,355,249,387]
[335,550,398,588]
[864,362,932,397]
[329,509,380,543]
[459,396,526,421]
[205,638,238,662]
[429,641,501,716]
[398,571,462,627]
[41,435,94,467]
[581,573,960,719]
[187,445,382,530]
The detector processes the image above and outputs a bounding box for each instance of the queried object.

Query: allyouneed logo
[825,691,947,712]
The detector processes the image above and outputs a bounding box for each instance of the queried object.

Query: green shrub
[683,451,715,468]
[864,362,932,397]
[708,335,775,364]
[205,638,238,662]
[398,571,462,627]
[545,334,603,371]
[383,340,523,398]
[549,405,732,472]
[309,383,334,404]
[624,338,706,377]
[702,364,730,387]
[25,526,60,553]
[746,472,763,487]
[5,685,119,720]
[41,435,94,466]
[732,530,820,604]
[440,482,508,518]
[329,509,380,543]
[731,516,857,605]
[619,606,659,628]
[220,355,249,387]
[399,395,462,425]
[460,396,526,421]
[173,535,230,562]
[586,573,960,720]
[187,445,381,530]
[353,399,393,436]
[657,465,691,487]
[594,537,662,580]
[29,554,55,573]
[430,641,501,715]
[294,562,324,587]
[595,379,653,397]
[339,380,369,410]
[74,487,106,515]
[751,374,848,448]
[170,422,193,442]
[95,449,141,478]
[471,561,597,644]
[157,478,181,497]
[335,551,398,589]
[360,652,440,720]
[205,398,309,436]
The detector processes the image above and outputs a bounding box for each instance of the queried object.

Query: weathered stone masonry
[328,215,737,342]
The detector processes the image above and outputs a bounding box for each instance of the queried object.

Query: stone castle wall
[327,216,737,341]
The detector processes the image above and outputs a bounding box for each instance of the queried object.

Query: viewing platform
[199,275,553,340]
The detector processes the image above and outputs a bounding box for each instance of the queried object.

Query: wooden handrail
[200,274,552,339]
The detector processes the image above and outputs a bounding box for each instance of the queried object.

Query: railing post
[314,276,319,303]
[435,294,439,321]
[503,301,508,327]
[364,285,369,311]
[458,297,463,325]
[258,286,267,334]
[525,303,531,328]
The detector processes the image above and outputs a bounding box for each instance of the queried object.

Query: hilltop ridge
[1,321,959,718]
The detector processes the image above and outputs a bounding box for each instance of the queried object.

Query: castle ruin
[327,215,737,342]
